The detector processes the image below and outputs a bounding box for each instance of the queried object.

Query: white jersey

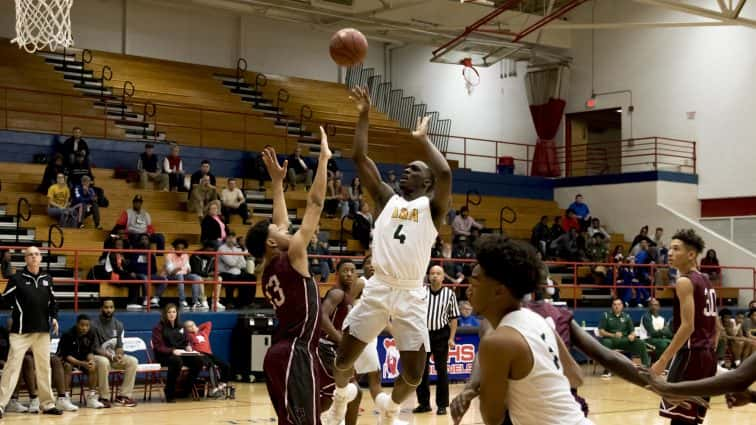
[371,195,437,288]
[498,308,592,425]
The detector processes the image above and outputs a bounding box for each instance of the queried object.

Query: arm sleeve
[48,284,59,320]
[151,325,172,355]
[448,291,461,320]
[598,313,608,331]
[116,210,128,227]
[145,212,154,234]
[58,333,73,358]
[2,275,18,304]
[162,158,170,173]
[199,322,212,336]
[625,315,635,335]
[116,321,124,349]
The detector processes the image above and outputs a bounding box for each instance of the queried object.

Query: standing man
[91,299,139,407]
[598,298,650,369]
[221,178,250,225]
[414,265,460,415]
[641,298,673,356]
[61,126,89,166]
[0,246,63,417]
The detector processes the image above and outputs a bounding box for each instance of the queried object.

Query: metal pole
[74,250,79,313]
[146,250,152,312]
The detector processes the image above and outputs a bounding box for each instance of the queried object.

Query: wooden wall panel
[61,97,104,118]
[6,90,61,114]
[245,134,287,153]
[201,111,244,132]
[0,109,6,130]
[163,126,201,147]
[156,105,200,128]
[245,115,278,133]
[202,130,245,150]
[6,111,61,133]
[62,117,106,138]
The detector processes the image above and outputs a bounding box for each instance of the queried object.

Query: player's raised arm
[261,146,290,229]
[411,116,452,227]
[289,127,332,272]
[349,86,394,212]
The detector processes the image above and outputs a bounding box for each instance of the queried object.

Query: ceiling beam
[544,21,735,29]
[731,0,748,18]
[633,0,756,28]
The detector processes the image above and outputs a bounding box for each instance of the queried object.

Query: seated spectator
[530,215,551,257]
[431,236,444,259]
[47,172,77,224]
[348,177,363,215]
[611,244,625,262]
[221,178,249,225]
[587,218,610,239]
[57,314,107,408]
[324,176,349,218]
[137,143,168,191]
[60,126,89,167]
[560,208,580,233]
[719,309,746,368]
[567,194,591,229]
[598,298,650,369]
[129,234,167,308]
[37,153,67,194]
[165,239,203,309]
[641,298,673,355]
[549,228,582,261]
[218,232,254,309]
[105,238,140,311]
[251,145,271,191]
[352,201,373,250]
[308,233,331,283]
[629,225,653,254]
[90,299,138,407]
[439,242,464,284]
[0,325,40,413]
[457,301,480,328]
[151,304,205,402]
[386,169,400,194]
[286,147,313,190]
[184,320,230,398]
[453,237,476,278]
[189,175,219,219]
[586,233,609,281]
[327,157,340,180]
[200,200,227,249]
[549,215,564,241]
[189,241,219,311]
[68,151,93,189]
[452,206,483,241]
[72,176,102,229]
[162,144,185,192]
[700,249,721,283]
[116,195,166,252]
[190,160,217,189]
[734,311,753,360]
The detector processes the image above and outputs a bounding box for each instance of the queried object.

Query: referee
[414,265,460,416]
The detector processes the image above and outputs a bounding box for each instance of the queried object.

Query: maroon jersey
[526,301,574,347]
[262,252,321,346]
[321,288,352,343]
[672,270,717,350]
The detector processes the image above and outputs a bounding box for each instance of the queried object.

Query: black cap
[132,195,143,202]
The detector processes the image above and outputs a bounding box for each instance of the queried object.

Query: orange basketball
[329,28,368,67]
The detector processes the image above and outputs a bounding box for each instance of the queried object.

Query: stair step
[231,87,264,97]
[54,65,89,74]
[84,93,119,101]
[124,132,167,142]
[115,119,151,129]
[252,105,280,113]
[214,74,246,83]
[64,75,102,84]
[93,100,129,110]
[73,81,105,89]
[106,110,142,120]
[75,86,113,96]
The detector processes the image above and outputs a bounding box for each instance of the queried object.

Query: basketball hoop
[460,58,480,95]
[12,0,74,53]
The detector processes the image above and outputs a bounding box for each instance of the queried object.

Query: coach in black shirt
[414,265,460,416]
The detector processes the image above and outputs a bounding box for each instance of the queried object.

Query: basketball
[329,28,368,67]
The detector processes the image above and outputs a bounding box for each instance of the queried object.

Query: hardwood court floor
[0,376,752,425]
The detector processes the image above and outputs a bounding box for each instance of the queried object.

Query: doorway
[565,108,622,176]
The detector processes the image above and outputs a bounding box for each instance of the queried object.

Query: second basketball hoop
[461,58,480,95]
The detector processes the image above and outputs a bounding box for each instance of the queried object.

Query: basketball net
[461,58,480,95]
[12,0,74,53]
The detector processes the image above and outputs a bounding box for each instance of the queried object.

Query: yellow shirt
[47,184,70,207]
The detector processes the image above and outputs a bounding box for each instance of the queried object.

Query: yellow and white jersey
[371,195,437,288]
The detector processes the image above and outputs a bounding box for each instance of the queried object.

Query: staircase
[36,49,167,144]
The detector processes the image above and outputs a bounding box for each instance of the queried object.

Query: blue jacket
[568,201,590,218]
[72,185,96,206]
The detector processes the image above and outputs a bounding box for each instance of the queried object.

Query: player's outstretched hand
[319,126,332,160]
[262,146,288,183]
[450,388,478,425]
[639,369,710,410]
[349,86,371,113]
[725,391,751,408]
[411,115,430,141]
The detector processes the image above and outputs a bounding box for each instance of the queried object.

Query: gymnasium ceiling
[178,0,755,66]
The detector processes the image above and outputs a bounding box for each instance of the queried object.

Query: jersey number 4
[265,276,286,309]
[393,224,407,244]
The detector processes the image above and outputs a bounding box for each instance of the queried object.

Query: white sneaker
[28,397,40,413]
[601,371,612,379]
[376,392,405,425]
[150,297,160,307]
[213,301,226,311]
[86,392,104,409]
[142,298,148,307]
[126,303,143,311]
[200,300,209,310]
[324,383,358,425]
[180,300,189,309]
[6,399,29,413]
[56,397,79,412]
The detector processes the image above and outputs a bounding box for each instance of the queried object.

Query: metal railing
[15,198,31,244]
[499,206,517,233]
[46,224,64,272]
[465,189,481,210]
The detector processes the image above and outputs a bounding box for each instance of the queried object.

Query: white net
[12,0,74,54]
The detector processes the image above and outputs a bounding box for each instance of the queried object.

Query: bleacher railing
[0,247,752,313]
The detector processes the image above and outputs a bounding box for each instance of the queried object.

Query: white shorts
[353,339,380,375]
[342,275,429,352]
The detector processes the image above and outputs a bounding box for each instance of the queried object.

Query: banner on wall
[376,333,479,384]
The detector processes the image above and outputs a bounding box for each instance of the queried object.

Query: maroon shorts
[659,348,717,424]
[317,340,336,401]
[264,340,321,425]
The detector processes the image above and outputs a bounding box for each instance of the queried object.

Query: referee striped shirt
[426,286,461,331]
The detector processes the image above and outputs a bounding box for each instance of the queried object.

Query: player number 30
[703,287,718,317]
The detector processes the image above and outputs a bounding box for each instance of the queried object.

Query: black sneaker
[43,407,64,415]
[412,405,432,414]
[437,407,447,415]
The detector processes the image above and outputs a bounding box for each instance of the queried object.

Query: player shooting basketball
[325,86,452,425]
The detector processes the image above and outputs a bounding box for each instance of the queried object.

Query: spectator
[560,209,580,233]
[60,127,89,166]
[439,242,464,284]
[188,241,217,311]
[189,175,219,219]
[587,218,610,240]
[530,215,551,257]
[218,232,254,309]
[72,175,102,229]
[386,169,400,194]
[137,143,168,191]
[457,301,480,328]
[37,153,67,194]
[327,157,340,180]
[1,250,15,278]
[104,238,141,311]
[90,299,138,407]
[200,200,227,249]
[151,304,205,402]
[57,314,106,408]
[640,298,672,355]
[550,228,581,261]
[47,173,75,223]
[629,226,653,254]
[251,145,272,191]
[165,239,203,309]
[720,309,746,368]
[611,244,625,262]
[116,195,166,252]
[308,233,332,283]
[451,206,483,240]
[598,298,650,370]
[286,147,313,191]
[567,194,590,229]
[550,215,564,241]
[325,176,349,218]
[352,201,373,250]
[701,249,721,283]
[586,232,609,263]
[348,176,363,215]
[162,144,185,192]
[652,227,668,263]
[633,240,653,306]
[183,321,229,398]
[68,151,93,188]
[190,160,217,188]
[129,234,167,308]
[452,237,476,279]
[221,178,249,225]
[0,326,39,413]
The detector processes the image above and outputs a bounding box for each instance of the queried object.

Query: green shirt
[599,311,634,336]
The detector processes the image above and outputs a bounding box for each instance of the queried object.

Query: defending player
[245,128,331,425]
[325,86,452,425]
[650,229,718,425]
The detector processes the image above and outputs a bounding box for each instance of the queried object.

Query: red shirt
[561,216,580,233]
[186,322,213,354]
